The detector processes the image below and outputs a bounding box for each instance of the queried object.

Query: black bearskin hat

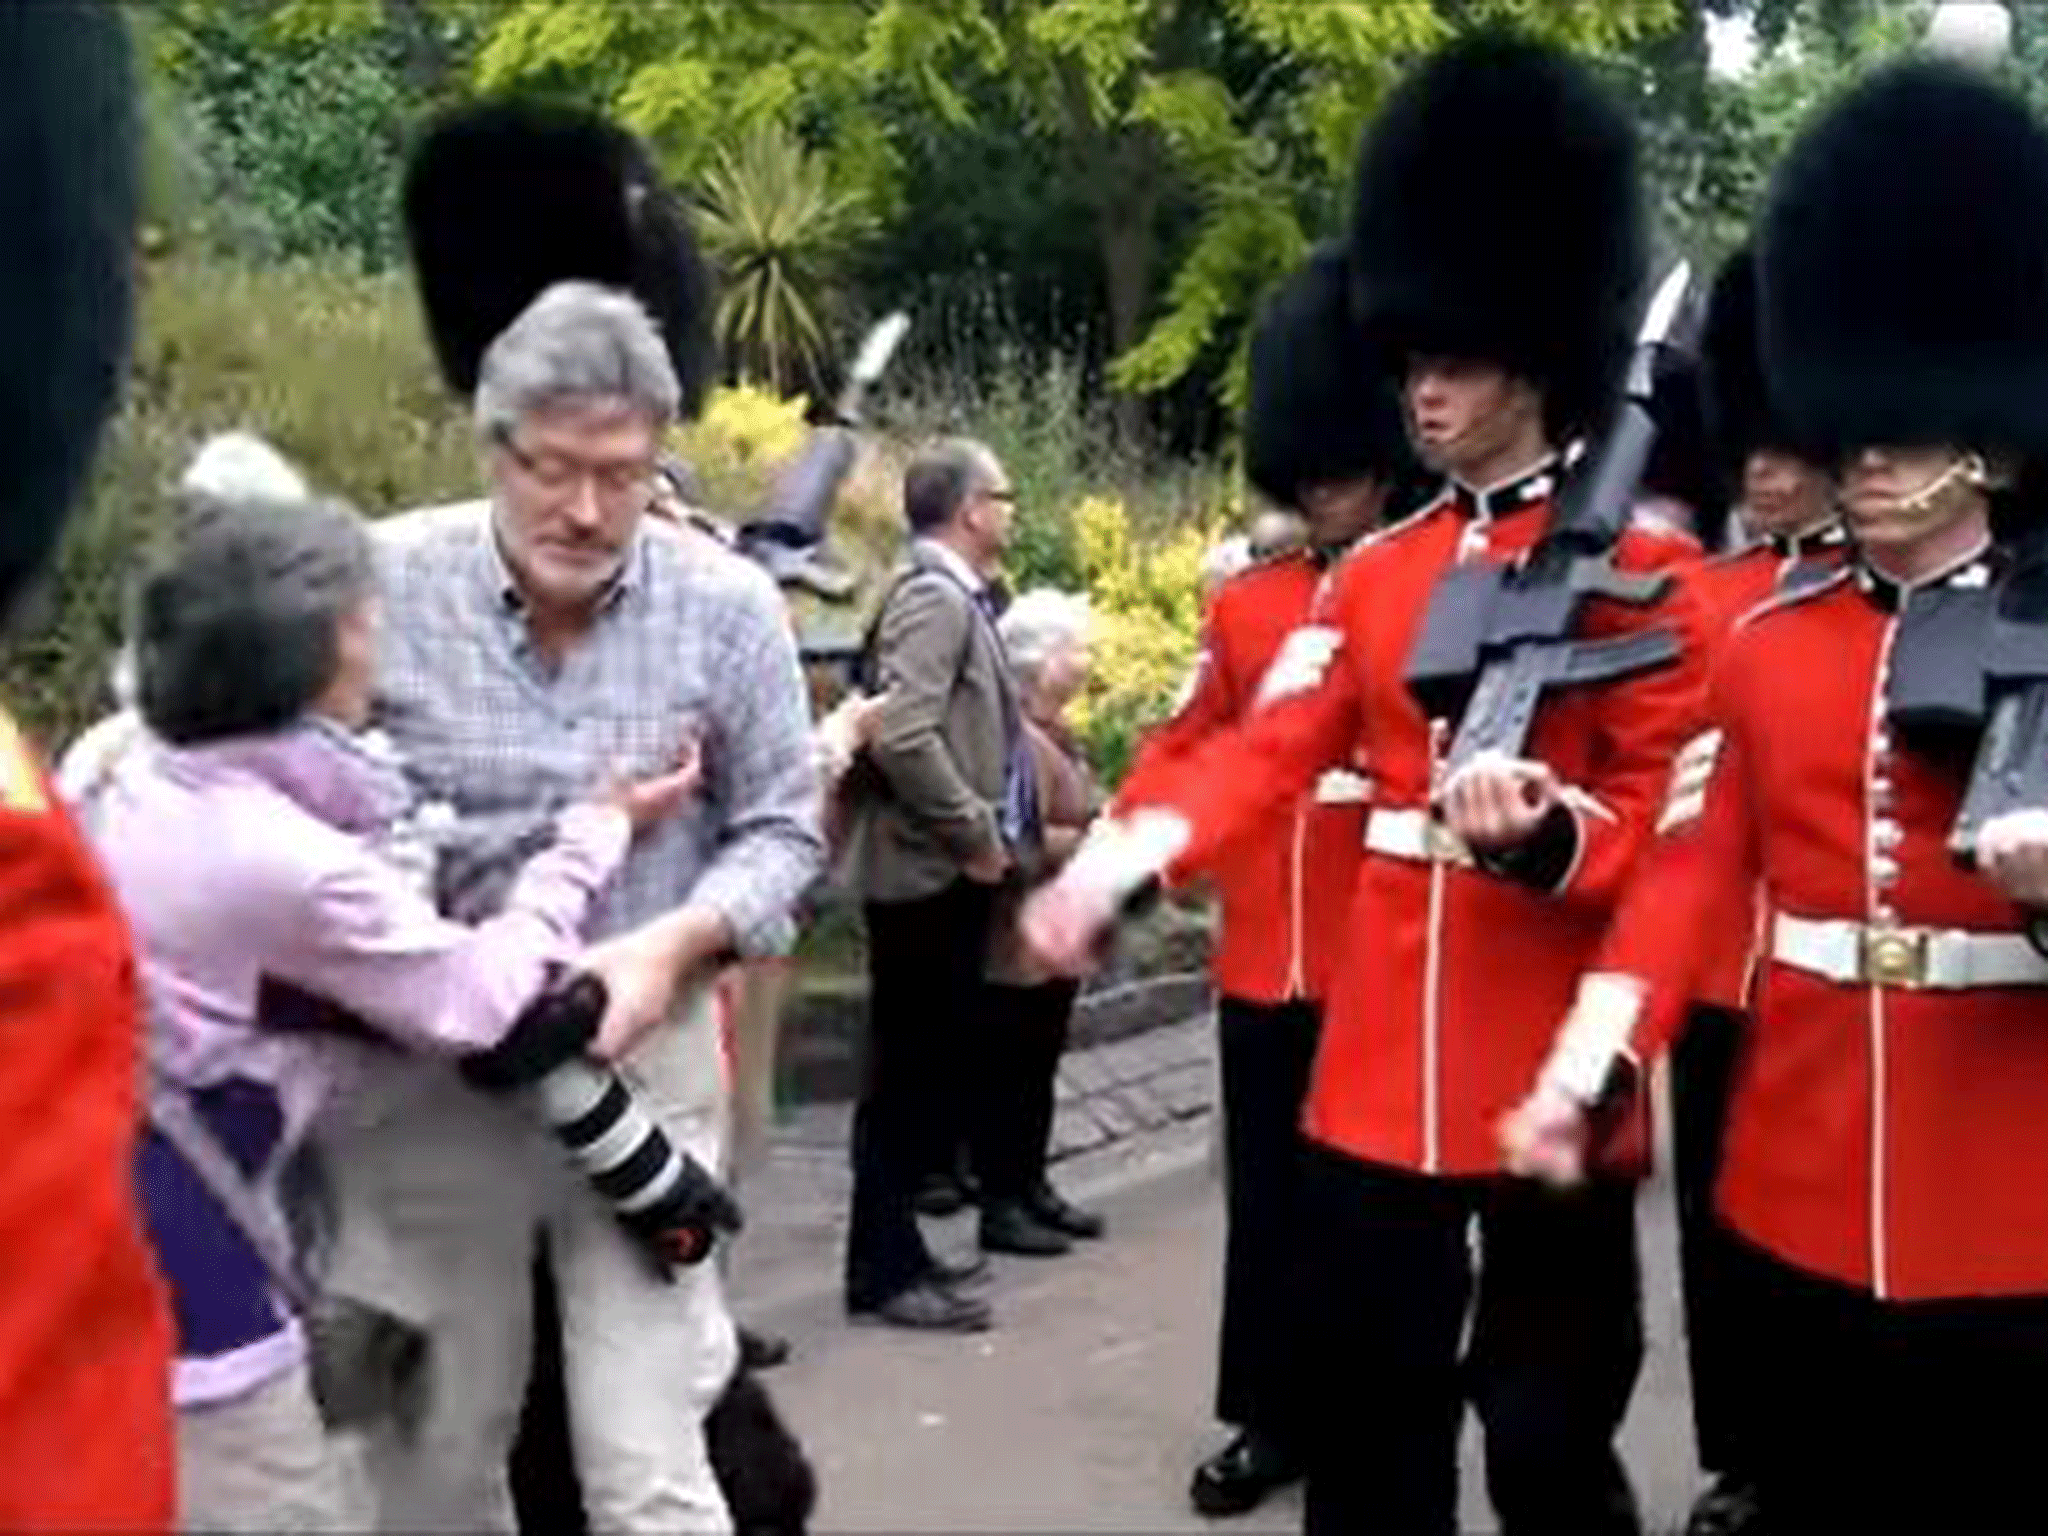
[1641,343,1730,552]
[0,3,137,619]
[1348,30,1644,442]
[1699,245,1805,479]
[1245,245,1419,512]
[1759,60,2048,459]
[403,98,713,417]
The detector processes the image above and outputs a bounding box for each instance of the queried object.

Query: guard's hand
[1021,868,1119,977]
[1976,807,2048,907]
[597,740,703,835]
[1498,1082,1591,1187]
[1440,751,1561,851]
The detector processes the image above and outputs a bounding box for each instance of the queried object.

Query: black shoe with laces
[1026,1182,1106,1241]
[1189,1429,1300,1518]
[737,1326,791,1372]
[852,1280,993,1333]
[980,1200,1073,1257]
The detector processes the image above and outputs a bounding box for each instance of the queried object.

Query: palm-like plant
[694,124,872,397]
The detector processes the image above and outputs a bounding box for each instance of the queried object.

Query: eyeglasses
[494,425,656,504]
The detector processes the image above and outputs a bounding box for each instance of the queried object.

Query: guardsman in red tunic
[1504,59,2048,1533]
[1661,245,1846,1536]
[0,6,177,1531]
[1029,34,1710,1536]
[1116,244,1421,1519]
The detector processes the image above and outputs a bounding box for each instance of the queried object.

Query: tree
[696,124,876,396]
[144,0,488,268]
[467,0,1678,437]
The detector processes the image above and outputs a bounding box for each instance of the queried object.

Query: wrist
[1069,809,1191,908]
[1475,800,1580,893]
[1540,972,1646,1108]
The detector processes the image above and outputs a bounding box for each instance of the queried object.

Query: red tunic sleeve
[0,724,174,1532]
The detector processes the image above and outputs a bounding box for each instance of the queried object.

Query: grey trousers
[319,988,738,1535]
[177,1365,367,1534]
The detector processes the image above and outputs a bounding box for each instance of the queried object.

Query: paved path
[729,1022,1701,1534]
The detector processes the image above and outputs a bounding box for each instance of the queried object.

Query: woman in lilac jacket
[84,480,696,1532]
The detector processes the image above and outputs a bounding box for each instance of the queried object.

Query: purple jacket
[81,717,628,1404]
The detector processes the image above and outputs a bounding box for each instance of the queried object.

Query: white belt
[1771,912,2048,991]
[1363,808,1473,868]
[1313,769,1372,805]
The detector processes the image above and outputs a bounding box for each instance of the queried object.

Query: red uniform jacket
[0,712,175,1531]
[1124,467,1711,1177]
[1118,552,1367,1004]
[1585,552,2048,1301]
[1683,530,1852,1010]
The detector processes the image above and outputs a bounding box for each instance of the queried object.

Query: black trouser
[1212,996,1321,1448]
[1727,1233,2048,1533]
[1669,1001,1755,1479]
[845,878,996,1310]
[968,978,1080,1204]
[511,1238,584,1535]
[1297,1146,1644,1536]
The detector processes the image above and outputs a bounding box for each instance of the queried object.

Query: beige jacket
[844,543,1016,903]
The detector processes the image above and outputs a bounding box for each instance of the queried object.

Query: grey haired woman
[973,588,1107,1256]
[83,465,703,1532]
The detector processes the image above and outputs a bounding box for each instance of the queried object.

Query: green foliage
[464,0,1687,433]
[0,257,477,746]
[144,0,456,270]
[696,126,877,396]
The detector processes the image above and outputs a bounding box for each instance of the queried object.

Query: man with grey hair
[322,274,823,1534]
[839,436,1032,1332]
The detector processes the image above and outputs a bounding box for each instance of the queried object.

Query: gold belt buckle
[1860,924,1929,989]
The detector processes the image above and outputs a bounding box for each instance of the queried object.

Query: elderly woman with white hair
[78,471,729,1532]
[971,586,1108,1256]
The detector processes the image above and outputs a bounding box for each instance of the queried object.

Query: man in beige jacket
[841,438,1025,1332]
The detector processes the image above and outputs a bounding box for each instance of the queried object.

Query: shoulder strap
[857,565,974,696]
[141,1042,319,1317]
[69,746,319,1316]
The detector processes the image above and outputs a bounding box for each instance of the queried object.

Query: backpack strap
[141,1043,319,1317]
[856,565,974,696]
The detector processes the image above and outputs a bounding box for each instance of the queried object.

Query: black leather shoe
[927,1251,991,1288]
[915,1173,970,1218]
[737,1327,791,1372]
[1190,1430,1300,1518]
[1026,1183,1106,1240]
[854,1280,993,1333]
[1685,1475,1762,1536]
[981,1201,1073,1257]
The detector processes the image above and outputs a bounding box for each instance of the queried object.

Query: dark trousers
[845,878,996,1310]
[1297,1146,1644,1536]
[1212,995,1321,1446]
[511,1239,584,1535]
[1729,1234,2048,1533]
[1669,1001,1755,1478]
[968,978,1079,1203]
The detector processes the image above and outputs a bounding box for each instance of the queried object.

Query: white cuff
[1540,972,1645,1105]
[1067,809,1193,908]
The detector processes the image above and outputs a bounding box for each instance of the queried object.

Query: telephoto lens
[462,968,745,1278]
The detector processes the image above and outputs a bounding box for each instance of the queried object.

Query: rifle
[1404,261,1695,776]
[731,311,911,602]
[1887,534,2048,866]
